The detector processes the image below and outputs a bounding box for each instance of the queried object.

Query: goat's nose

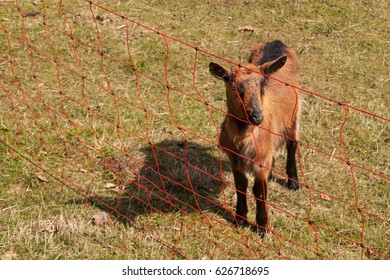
[249,109,263,125]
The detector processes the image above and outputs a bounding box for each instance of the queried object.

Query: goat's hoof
[235,215,248,227]
[287,180,299,191]
[257,226,267,238]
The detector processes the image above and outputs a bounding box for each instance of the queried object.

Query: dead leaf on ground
[35,172,48,182]
[103,182,125,193]
[104,182,117,189]
[239,25,255,32]
[320,193,331,201]
[42,224,60,234]
[92,212,110,225]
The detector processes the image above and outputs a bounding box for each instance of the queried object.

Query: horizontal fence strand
[0,1,388,260]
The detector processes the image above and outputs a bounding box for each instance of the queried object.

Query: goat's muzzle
[249,109,263,125]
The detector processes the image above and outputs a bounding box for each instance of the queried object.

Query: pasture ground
[0,0,389,259]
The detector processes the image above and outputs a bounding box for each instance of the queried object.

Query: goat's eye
[236,83,245,97]
[260,78,267,95]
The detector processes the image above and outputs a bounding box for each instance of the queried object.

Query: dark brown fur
[209,40,301,237]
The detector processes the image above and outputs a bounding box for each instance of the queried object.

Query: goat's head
[209,55,287,125]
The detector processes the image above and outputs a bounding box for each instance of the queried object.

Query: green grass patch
[0,0,388,260]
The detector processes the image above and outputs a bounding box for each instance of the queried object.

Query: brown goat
[209,40,301,237]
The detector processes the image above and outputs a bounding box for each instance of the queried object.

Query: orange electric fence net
[0,1,389,259]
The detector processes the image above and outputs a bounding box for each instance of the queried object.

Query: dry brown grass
[0,0,389,260]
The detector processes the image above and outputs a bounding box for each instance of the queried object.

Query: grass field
[0,0,389,260]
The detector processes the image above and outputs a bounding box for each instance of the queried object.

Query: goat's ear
[209,62,230,81]
[259,55,287,75]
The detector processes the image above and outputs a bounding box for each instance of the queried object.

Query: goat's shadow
[83,140,235,226]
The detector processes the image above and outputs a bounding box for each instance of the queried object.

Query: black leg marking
[268,156,275,181]
[253,177,268,238]
[286,139,299,190]
[232,168,248,227]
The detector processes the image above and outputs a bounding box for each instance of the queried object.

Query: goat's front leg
[253,175,268,238]
[232,167,249,227]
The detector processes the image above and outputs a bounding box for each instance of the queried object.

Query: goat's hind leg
[267,156,275,181]
[286,137,299,190]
